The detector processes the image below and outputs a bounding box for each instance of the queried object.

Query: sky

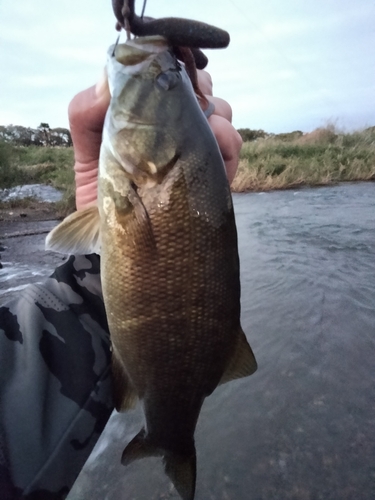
[0,0,374,133]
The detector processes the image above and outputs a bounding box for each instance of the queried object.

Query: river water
[22,182,375,499]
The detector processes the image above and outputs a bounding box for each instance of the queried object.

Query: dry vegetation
[1,126,375,213]
[232,126,375,192]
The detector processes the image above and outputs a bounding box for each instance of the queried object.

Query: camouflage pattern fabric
[0,254,114,499]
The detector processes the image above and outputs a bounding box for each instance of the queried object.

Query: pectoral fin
[46,206,101,255]
[122,184,157,253]
[220,328,257,385]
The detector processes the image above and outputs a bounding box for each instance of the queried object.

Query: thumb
[95,67,110,102]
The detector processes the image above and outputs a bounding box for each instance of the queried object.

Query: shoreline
[231,177,375,194]
[1,178,374,226]
[1,126,374,214]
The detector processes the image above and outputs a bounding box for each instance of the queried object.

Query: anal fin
[121,428,162,465]
[220,328,257,385]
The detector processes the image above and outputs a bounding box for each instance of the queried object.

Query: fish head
[103,36,195,188]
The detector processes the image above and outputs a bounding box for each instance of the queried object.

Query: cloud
[0,0,374,132]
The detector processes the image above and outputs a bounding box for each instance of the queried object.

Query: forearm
[0,255,113,498]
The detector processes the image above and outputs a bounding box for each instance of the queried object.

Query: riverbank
[0,141,74,215]
[232,126,375,192]
[1,126,374,214]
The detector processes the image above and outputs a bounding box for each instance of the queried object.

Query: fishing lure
[111,0,230,69]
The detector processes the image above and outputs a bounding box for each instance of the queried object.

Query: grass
[1,126,375,213]
[232,126,375,192]
[0,141,75,214]
[0,196,40,210]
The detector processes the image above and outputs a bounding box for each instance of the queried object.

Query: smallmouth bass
[46,35,257,500]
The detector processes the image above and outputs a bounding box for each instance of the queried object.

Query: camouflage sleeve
[0,254,114,499]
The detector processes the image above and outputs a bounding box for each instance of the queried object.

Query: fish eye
[155,70,179,91]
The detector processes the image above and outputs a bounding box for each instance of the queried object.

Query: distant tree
[1,124,72,147]
[37,122,51,146]
[51,127,73,147]
[274,131,303,142]
[237,128,268,142]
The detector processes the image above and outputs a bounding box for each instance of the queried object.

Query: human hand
[69,68,241,210]
[208,114,243,185]
[197,70,242,184]
[69,70,110,210]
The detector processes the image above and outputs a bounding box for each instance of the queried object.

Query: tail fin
[163,449,196,500]
[121,429,197,500]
